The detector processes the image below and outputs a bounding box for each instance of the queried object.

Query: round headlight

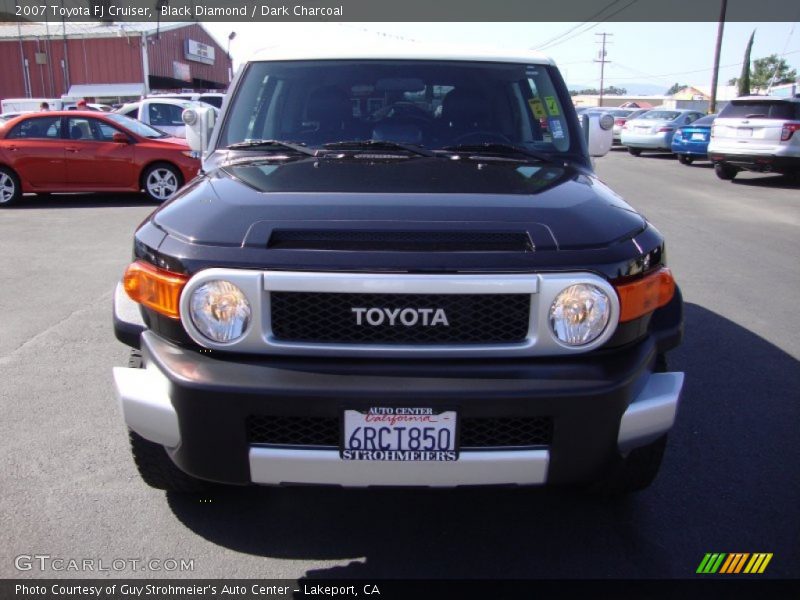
[189,280,251,343]
[181,108,197,126]
[599,113,615,131]
[549,284,611,346]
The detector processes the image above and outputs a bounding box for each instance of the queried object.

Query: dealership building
[0,21,232,102]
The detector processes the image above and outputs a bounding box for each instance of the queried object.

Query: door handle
[65,147,79,153]
[8,145,18,151]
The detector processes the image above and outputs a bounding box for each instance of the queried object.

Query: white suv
[708,96,800,180]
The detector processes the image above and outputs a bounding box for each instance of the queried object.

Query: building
[662,85,739,112]
[572,94,668,109]
[0,21,232,103]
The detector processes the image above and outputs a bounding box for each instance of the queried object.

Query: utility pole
[709,0,728,114]
[595,32,613,106]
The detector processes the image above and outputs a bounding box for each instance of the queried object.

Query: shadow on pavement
[13,192,153,209]
[166,303,800,579]
[730,174,800,189]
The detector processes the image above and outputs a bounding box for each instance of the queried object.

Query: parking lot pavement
[1,156,798,580]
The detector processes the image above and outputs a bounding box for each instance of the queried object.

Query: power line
[595,32,613,104]
[532,0,626,50]
[536,0,639,52]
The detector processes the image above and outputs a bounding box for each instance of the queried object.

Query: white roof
[249,42,555,66]
[68,83,145,98]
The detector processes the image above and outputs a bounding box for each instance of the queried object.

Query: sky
[204,21,799,94]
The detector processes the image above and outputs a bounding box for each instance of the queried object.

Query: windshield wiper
[439,143,556,163]
[227,139,316,156]
[323,139,435,158]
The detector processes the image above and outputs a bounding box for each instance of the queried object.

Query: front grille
[268,230,534,252]
[246,415,553,449]
[270,293,531,344]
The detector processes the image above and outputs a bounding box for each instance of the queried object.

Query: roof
[68,83,145,98]
[730,95,800,103]
[0,21,190,41]
[249,42,555,66]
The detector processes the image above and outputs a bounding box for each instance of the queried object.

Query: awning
[66,83,145,99]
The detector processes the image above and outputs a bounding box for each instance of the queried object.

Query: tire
[142,162,182,203]
[125,350,209,492]
[714,163,738,180]
[0,166,22,207]
[627,147,642,156]
[592,435,668,496]
[677,154,693,165]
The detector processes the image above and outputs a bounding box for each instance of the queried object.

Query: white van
[1,98,63,113]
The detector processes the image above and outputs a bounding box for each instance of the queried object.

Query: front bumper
[112,302,684,487]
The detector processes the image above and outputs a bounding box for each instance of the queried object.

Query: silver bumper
[112,358,683,487]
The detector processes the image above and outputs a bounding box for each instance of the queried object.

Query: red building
[0,21,232,102]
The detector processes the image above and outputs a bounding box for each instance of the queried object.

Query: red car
[0,110,200,206]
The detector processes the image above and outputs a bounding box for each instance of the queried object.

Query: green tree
[729,53,798,91]
[737,31,755,97]
[666,83,687,95]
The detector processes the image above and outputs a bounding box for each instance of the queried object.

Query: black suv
[113,48,683,494]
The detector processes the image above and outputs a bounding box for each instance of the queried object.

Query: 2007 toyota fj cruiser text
[112,45,684,494]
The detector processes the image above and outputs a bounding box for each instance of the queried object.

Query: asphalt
[0,151,798,580]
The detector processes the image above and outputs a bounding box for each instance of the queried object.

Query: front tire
[126,350,208,492]
[142,163,182,203]
[677,154,693,165]
[714,163,738,180]
[627,147,642,156]
[0,167,22,207]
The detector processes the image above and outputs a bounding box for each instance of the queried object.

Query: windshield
[106,113,168,138]
[639,111,680,121]
[220,60,578,154]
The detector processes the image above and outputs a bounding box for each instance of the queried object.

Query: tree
[735,30,755,97]
[666,83,687,95]
[570,86,627,96]
[729,53,798,91]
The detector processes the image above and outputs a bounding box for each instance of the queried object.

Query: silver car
[621,109,706,155]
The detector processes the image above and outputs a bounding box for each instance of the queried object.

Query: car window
[148,103,185,126]
[222,60,579,154]
[7,116,62,139]
[640,111,680,121]
[692,115,716,126]
[719,101,799,120]
[200,96,223,108]
[105,113,168,138]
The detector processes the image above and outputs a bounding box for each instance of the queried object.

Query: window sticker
[544,96,561,116]
[528,98,547,120]
[549,119,565,139]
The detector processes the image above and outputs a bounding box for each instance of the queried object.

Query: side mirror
[112,132,129,144]
[582,113,614,157]
[182,105,216,155]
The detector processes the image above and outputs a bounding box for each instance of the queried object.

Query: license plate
[737,128,753,138]
[342,407,458,461]
[636,126,650,133]
[691,133,706,141]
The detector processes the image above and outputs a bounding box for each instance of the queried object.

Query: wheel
[677,154,693,165]
[592,435,668,495]
[125,350,208,492]
[0,167,22,207]
[627,147,642,156]
[142,163,182,203]
[714,163,738,180]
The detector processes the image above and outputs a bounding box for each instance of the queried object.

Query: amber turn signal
[123,261,188,320]
[615,267,675,322]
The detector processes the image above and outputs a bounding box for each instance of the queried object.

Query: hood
[152,157,645,252]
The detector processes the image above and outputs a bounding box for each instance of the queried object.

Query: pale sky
[204,21,798,93]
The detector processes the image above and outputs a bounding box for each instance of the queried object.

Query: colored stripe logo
[697,553,773,574]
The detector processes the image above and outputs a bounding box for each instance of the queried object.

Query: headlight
[549,284,611,346]
[181,150,201,159]
[182,108,197,126]
[189,280,251,343]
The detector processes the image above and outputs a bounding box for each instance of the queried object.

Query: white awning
[66,84,145,99]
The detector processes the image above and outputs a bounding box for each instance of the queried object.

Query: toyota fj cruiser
[112,45,684,494]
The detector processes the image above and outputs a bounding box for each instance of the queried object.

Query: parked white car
[114,98,205,138]
[707,96,800,180]
[621,109,706,155]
